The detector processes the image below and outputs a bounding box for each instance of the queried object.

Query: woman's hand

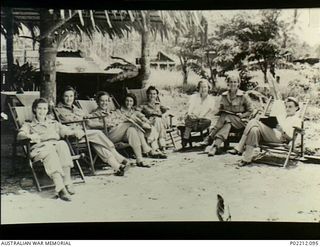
[29,133,41,144]
[73,129,85,139]
[236,113,243,118]
[276,124,284,133]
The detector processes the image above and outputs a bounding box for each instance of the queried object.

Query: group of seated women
[17,85,170,201]
[17,74,302,202]
[182,74,302,166]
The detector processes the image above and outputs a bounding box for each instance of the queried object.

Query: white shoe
[204,145,212,153]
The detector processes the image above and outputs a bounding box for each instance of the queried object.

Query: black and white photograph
[1,2,320,234]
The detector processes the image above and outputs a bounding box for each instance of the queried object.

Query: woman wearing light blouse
[182,80,215,148]
[18,98,80,201]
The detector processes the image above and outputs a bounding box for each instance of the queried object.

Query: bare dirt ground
[1,148,320,224]
[1,90,320,224]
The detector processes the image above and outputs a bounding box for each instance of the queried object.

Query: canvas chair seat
[9,104,85,192]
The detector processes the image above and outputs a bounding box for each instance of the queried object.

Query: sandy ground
[1,147,320,224]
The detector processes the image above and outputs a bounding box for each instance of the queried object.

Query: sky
[290,8,320,46]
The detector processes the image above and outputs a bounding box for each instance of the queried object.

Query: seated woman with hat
[230,97,302,166]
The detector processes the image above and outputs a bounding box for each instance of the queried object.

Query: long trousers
[86,129,125,170]
[236,119,283,162]
[31,140,73,192]
[108,122,152,162]
[183,116,211,139]
[209,113,246,142]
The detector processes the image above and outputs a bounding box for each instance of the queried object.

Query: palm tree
[1,9,203,104]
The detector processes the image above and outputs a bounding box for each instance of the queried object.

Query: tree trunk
[140,12,151,88]
[182,63,188,85]
[4,8,14,91]
[39,9,58,105]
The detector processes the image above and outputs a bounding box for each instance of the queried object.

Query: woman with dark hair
[139,86,170,153]
[120,93,167,158]
[87,92,165,168]
[230,97,302,166]
[18,98,81,201]
[55,86,128,176]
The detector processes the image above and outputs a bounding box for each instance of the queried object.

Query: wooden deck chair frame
[258,98,309,168]
[126,88,178,150]
[8,104,85,192]
[53,106,96,175]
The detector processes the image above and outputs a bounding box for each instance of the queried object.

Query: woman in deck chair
[18,98,80,201]
[182,80,215,148]
[87,92,166,169]
[203,74,253,156]
[55,86,128,176]
[139,86,170,153]
[120,93,167,158]
[229,97,301,166]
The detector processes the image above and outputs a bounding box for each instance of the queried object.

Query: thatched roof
[1,9,203,40]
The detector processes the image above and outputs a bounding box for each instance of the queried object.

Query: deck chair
[8,105,85,192]
[258,98,309,168]
[126,88,178,150]
[53,105,96,175]
[76,99,132,158]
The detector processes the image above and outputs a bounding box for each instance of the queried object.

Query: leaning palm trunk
[140,12,151,88]
[39,9,58,105]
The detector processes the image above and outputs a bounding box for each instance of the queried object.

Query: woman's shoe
[236,160,251,167]
[114,165,126,176]
[136,162,151,168]
[58,188,72,202]
[65,185,75,195]
[227,148,241,155]
[208,146,217,157]
[181,138,188,148]
[204,145,211,153]
[147,150,167,159]
[122,159,129,166]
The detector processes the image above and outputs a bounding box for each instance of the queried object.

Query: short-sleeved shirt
[18,118,73,143]
[187,93,215,118]
[275,115,302,139]
[140,102,168,118]
[219,89,253,114]
[55,102,86,129]
[89,108,125,128]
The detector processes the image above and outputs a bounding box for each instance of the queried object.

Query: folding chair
[126,88,178,150]
[8,105,85,192]
[177,124,210,148]
[53,105,96,175]
[258,98,309,168]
